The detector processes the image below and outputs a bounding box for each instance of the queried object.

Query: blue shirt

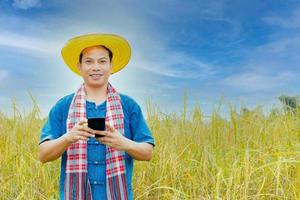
[39,93,155,200]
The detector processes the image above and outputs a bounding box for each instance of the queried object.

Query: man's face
[77,46,112,88]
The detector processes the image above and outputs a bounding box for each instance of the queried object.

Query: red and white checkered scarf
[64,82,128,200]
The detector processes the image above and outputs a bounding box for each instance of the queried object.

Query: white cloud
[12,0,41,10]
[264,7,300,29]
[222,71,294,91]
[221,22,300,93]
[0,31,60,55]
[255,36,300,55]
[132,53,215,79]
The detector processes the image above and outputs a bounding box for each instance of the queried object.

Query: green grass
[0,99,299,199]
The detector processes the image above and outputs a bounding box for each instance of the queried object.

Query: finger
[105,122,115,132]
[81,131,95,138]
[78,119,88,125]
[75,135,89,141]
[93,130,107,137]
[99,136,113,144]
[78,125,94,134]
[95,137,105,143]
[76,130,95,138]
[74,122,87,130]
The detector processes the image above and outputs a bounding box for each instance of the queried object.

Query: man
[38,33,155,200]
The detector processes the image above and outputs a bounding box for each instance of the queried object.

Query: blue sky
[0,0,300,118]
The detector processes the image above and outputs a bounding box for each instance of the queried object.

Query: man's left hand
[94,122,132,151]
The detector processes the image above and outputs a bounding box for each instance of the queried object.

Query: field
[0,99,299,199]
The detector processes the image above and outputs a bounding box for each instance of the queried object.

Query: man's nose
[91,63,102,70]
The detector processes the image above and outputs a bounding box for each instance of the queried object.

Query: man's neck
[84,83,108,106]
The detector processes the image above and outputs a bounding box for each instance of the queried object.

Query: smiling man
[38,33,155,200]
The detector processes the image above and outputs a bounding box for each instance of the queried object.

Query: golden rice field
[0,98,300,199]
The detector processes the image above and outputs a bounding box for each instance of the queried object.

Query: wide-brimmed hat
[61,33,131,76]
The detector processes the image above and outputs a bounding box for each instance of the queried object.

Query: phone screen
[87,117,106,137]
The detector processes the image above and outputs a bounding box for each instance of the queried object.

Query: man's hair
[79,45,113,63]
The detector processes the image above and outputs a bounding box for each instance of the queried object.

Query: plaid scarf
[64,82,128,200]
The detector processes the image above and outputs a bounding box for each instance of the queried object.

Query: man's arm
[124,140,154,161]
[38,134,72,163]
[38,119,95,163]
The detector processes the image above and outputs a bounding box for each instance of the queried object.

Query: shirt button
[94,161,98,164]
[93,181,97,185]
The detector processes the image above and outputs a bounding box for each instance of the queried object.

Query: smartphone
[87,117,106,137]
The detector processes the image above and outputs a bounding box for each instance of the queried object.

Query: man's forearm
[125,140,154,161]
[38,134,71,163]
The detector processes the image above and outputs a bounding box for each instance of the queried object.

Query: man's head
[77,45,113,88]
[61,33,131,76]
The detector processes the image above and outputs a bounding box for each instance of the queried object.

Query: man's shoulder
[119,93,140,108]
[53,93,75,109]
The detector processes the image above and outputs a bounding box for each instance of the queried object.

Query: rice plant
[0,98,299,199]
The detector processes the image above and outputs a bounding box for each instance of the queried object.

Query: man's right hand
[64,119,95,144]
[39,119,96,163]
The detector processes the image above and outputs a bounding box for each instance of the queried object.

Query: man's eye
[100,60,107,64]
[85,60,92,64]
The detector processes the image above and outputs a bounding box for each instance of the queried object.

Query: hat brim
[61,33,131,76]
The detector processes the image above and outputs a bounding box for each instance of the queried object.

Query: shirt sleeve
[39,99,64,145]
[129,100,155,147]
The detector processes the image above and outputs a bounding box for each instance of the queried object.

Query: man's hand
[94,122,154,161]
[65,119,95,144]
[94,122,131,151]
[38,119,95,163]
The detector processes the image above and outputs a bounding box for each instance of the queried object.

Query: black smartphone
[87,117,106,137]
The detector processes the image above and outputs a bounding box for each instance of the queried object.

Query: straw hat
[61,33,131,75]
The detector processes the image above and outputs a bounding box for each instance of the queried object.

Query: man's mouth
[89,74,103,79]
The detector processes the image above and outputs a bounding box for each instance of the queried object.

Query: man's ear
[77,62,82,74]
[109,61,113,73]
